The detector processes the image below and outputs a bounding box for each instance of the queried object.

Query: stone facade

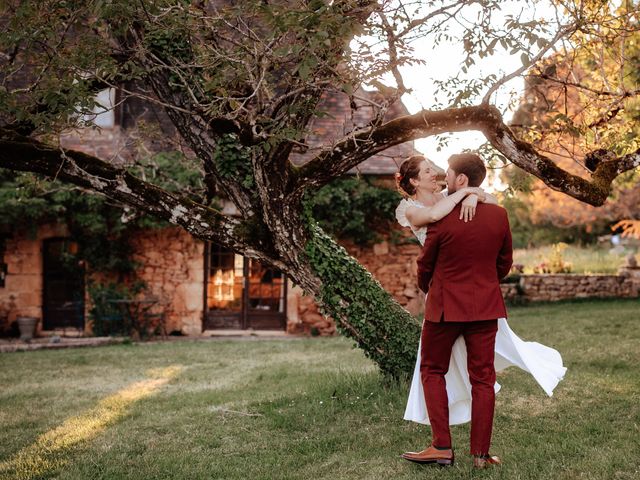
[287,287,337,336]
[1,222,638,338]
[0,224,205,336]
[60,127,134,165]
[129,227,205,336]
[0,224,424,337]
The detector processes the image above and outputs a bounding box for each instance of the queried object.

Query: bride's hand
[460,194,478,222]
[469,187,486,201]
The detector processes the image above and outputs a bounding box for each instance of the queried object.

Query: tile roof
[289,88,421,175]
[59,88,420,176]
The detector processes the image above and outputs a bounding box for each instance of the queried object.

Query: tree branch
[482,24,574,104]
[394,1,468,38]
[0,128,264,256]
[612,149,640,177]
[529,73,640,99]
[296,105,490,191]
[296,104,640,206]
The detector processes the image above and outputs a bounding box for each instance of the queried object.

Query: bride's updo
[395,155,425,197]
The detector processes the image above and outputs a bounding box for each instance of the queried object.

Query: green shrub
[88,281,147,337]
[307,177,401,245]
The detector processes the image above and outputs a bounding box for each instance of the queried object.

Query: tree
[1,1,640,377]
[506,6,640,239]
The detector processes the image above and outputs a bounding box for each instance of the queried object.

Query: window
[204,243,288,330]
[83,88,116,128]
[207,244,244,311]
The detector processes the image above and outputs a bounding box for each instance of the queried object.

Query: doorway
[203,243,287,330]
[42,238,85,330]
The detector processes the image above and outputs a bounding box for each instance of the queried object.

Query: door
[204,243,287,330]
[42,238,85,330]
[246,258,287,330]
[204,243,245,329]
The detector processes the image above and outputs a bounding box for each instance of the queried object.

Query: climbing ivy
[0,151,203,274]
[304,223,420,378]
[212,133,255,189]
[307,177,401,245]
[0,169,140,273]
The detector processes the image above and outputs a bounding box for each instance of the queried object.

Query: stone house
[0,86,426,338]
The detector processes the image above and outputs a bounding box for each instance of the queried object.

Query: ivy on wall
[307,177,401,246]
[0,151,203,274]
[0,169,140,274]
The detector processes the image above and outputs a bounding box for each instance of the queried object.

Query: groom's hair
[448,153,486,187]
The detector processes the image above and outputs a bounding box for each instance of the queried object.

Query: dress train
[404,318,567,425]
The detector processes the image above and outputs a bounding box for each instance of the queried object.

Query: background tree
[506,2,640,241]
[1,0,640,377]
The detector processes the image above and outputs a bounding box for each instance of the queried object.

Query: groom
[401,153,513,469]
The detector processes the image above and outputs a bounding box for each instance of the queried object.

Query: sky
[387,1,564,171]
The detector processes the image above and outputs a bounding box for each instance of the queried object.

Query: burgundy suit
[416,203,513,455]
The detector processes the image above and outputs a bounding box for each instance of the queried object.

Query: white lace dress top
[395,198,428,245]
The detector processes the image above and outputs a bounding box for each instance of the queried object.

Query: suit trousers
[420,319,498,455]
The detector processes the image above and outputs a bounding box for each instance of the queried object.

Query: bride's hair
[396,155,425,196]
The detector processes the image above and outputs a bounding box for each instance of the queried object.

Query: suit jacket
[417,203,513,322]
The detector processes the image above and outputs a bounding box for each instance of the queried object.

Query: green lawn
[513,244,634,274]
[1,299,639,479]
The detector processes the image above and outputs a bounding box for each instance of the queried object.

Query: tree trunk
[275,220,421,379]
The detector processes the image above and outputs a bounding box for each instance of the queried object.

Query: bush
[532,243,573,273]
[88,281,147,337]
[307,177,401,246]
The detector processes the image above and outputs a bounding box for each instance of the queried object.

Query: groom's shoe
[473,454,501,469]
[401,445,454,467]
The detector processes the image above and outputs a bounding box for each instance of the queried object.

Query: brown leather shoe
[401,445,454,466]
[473,454,501,469]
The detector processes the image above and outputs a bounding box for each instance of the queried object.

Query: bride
[395,154,566,426]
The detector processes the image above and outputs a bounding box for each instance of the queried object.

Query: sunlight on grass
[0,365,183,480]
[513,244,633,274]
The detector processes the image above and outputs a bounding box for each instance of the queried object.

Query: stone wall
[287,285,336,336]
[60,127,134,165]
[129,227,205,336]
[130,230,402,337]
[287,233,424,336]
[500,270,640,303]
[345,238,640,311]
[0,224,205,337]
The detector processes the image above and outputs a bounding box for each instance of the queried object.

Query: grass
[1,298,639,479]
[513,244,636,274]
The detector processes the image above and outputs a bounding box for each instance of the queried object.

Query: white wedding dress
[396,198,567,425]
